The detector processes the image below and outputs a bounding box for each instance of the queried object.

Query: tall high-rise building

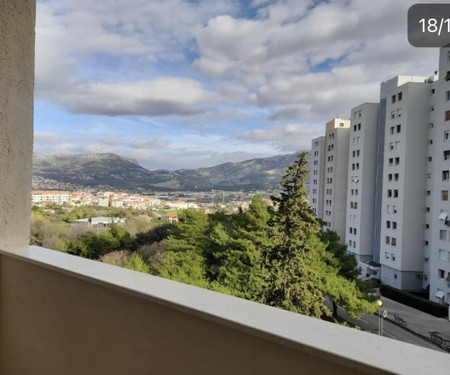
[309,136,326,219]
[378,76,431,291]
[345,103,380,263]
[428,48,450,303]
[322,118,350,243]
[308,48,450,303]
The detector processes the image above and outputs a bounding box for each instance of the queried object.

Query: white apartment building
[309,136,326,219]
[308,48,450,302]
[322,118,350,243]
[345,103,379,263]
[31,190,71,205]
[379,76,431,291]
[428,48,450,303]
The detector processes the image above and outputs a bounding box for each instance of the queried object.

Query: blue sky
[34,0,442,170]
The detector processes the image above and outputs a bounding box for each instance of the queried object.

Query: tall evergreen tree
[214,195,272,300]
[264,152,330,318]
[264,152,377,319]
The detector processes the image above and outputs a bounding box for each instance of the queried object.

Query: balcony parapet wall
[0,246,449,374]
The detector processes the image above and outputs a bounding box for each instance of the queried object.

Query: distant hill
[32,152,299,191]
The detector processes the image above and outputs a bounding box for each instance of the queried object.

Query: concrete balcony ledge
[0,246,449,375]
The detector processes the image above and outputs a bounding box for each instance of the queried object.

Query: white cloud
[239,123,324,151]
[50,78,216,116]
[34,0,450,168]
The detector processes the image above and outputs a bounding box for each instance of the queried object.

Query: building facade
[309,136,326,219]
[322,118,351,243]
[345,103,380,263]
[308,48,450,303]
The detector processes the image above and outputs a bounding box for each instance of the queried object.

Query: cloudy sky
[34,0,443,170]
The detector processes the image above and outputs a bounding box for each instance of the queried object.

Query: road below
[330,303,448,353]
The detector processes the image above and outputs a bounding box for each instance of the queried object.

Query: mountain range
[32,152,300,191]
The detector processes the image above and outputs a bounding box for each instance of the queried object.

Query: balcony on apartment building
[1,1,449,374]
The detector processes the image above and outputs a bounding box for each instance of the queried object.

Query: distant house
[71,216,125,228]
[160,212,178,223]
[31,190,70,205]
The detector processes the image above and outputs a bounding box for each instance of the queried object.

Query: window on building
[398,92,402,101]
[390,126,395,135]
[431,88,436,94]
[389,158,393,166]
[446,91,450,101]
[394,190,398,198]
[394,173,399,181]
[392,221,397,229]
[446,110,450,121]
[387,205,392,213]
[393,206,398,214]
[427,190,431,196]
[439,269,445,279]
[439,249,447,261]
[386,220,391,229]
[426,206,430,212]
[385,252,390,260]
[388,174,393,181]
[397,108,402,117]
[385,236,390,244]
[358,123,361,130]
[389,142,395,151]
[429,139,433,145]
[428,156,433,162]
[391,238,397,246]
[443,170,450,180]
[445,130,450,141]
[395,157,400,165]
[396,124,401,133]
[445,70,450,81]
[395,141,400,150]
[429,122,434,128]
[392,254,396,261]
[440,230,447,241]
[387,189,392,197]
[431,105,435,111]
[444,150,450,160]
[425,224,430,229]
[391,95,396,103]
[443,190,449,201]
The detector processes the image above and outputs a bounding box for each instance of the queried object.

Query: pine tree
[264,152,330,318]
[264,152,377,319]
[214,195,272,300]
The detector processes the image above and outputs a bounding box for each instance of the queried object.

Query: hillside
[32,152,299,191]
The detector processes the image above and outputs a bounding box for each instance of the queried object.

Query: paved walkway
[380,296,450,350]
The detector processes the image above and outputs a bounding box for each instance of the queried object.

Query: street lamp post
[376,300,383,336]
